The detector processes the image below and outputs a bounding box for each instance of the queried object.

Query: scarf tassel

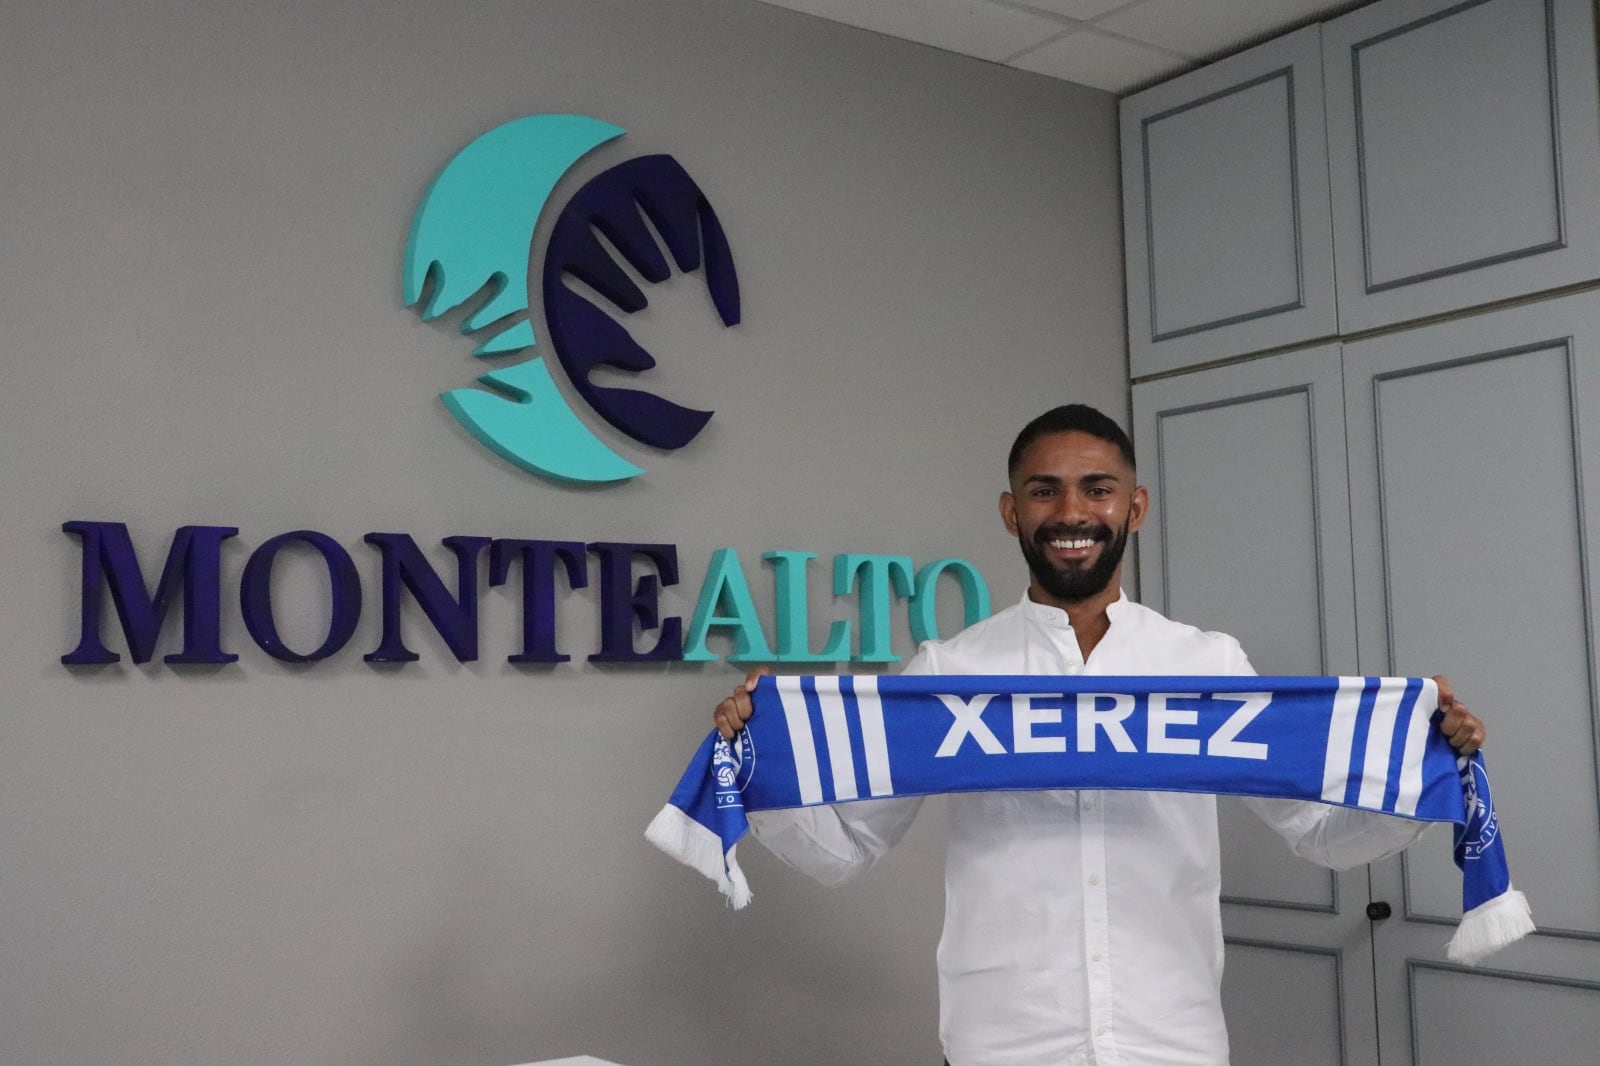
[646,804,753,909]
[1446,885,1535,965]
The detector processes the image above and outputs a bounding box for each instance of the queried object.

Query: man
[713,404,1484,1066]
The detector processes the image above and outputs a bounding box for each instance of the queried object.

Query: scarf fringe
[645,804,753,909]
[1445,885,1535,965]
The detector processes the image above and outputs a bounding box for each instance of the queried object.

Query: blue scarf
[647,675,1533,964]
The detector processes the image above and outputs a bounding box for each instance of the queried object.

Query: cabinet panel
[1221,941,1346,1066]
[1122,27,1337,376]
[1343,290,1600,1063]
[1133,346,1356,679]
[1151,388,1327,675]
[1345,295,1600,941]
[1363,342,1598,932]
[1145,76,1300,336]
[1410,964,1600,1065]
[1323,0,1600,330]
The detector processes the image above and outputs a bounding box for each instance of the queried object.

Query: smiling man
[999,408,1145,661]
[714,404,1485,1066]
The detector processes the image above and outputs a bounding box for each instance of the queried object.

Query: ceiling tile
[1096,0,1354,58]
[1010,27,1192,92]
[1014,0,1144,21]
[752,0,1068,62]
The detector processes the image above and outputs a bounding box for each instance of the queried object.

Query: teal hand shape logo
[403,114,741,483]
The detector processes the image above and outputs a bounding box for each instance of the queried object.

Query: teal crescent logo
[403,114,740,484]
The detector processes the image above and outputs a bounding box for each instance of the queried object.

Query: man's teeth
[1049,538,1096,549]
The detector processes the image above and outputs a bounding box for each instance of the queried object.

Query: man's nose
[1050,489,1091,524]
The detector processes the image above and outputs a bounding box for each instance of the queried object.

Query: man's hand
[714,667,771,739]
[1434,674,1485,756]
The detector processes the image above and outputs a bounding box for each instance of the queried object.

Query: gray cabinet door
[1322,0,1600,332]
[1343,291,1600,1064]
[1121,27,1337,378]
[1132,347,1376,1066]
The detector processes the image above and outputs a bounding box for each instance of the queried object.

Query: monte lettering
[61,521,678,666]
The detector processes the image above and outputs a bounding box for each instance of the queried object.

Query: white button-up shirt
[748,592,1426,1066]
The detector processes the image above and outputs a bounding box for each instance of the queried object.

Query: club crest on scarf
[1457,757,1500,861]
[713,731,755,810]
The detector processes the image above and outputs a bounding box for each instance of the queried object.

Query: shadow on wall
[370,817,943,1066]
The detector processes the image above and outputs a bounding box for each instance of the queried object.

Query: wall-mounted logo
[60,118,993,672]
[403,114,741,483]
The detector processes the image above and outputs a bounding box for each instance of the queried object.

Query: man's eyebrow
[1021,471,1125,487]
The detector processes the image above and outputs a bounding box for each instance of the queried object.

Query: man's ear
[999,491,1019,536]
[1128,485,1149,534]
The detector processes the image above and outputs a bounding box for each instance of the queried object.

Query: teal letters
[682,548,775,662]
[684,548,992,664]
[764,550,851,662]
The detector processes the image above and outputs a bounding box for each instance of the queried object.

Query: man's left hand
[1434,674,1485,756]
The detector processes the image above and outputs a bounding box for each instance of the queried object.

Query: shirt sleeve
[1241,796,1430,869]
[746,646,941,886]
[1226,641,1430,867]
[746,797,925,886]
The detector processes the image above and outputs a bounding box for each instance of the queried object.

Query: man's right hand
[714,667,771,739]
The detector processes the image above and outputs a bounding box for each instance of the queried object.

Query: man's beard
[1017,517,1130,604]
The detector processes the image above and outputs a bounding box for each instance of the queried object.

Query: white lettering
[1076,693,1136,753]
[1147,693,1202,755]
[934,693,1005,757]
[934,689,1274,760]
[1011,694,1066,753]
[1207,693,1271,760]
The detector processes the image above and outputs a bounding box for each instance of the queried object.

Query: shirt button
[1096,1025,1108,1037]
[1088,874,1100,886]
[1091,950,1103,962]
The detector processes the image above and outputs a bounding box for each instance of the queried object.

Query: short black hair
[1007,404,1136,476]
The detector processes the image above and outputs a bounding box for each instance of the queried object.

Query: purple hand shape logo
[404,115,741,483]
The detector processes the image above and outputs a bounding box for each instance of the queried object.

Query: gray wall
[0,1,1125,1064]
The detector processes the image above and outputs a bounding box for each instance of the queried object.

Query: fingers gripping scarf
[647,675,1534,965]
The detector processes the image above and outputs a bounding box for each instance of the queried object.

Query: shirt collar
[1018,588,1132,630]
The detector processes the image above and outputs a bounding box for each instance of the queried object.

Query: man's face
[1000,430,1147,609]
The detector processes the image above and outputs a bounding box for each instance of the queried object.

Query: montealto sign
[60,521,991,668]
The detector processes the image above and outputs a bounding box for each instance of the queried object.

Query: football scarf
[647,675,1533,965]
